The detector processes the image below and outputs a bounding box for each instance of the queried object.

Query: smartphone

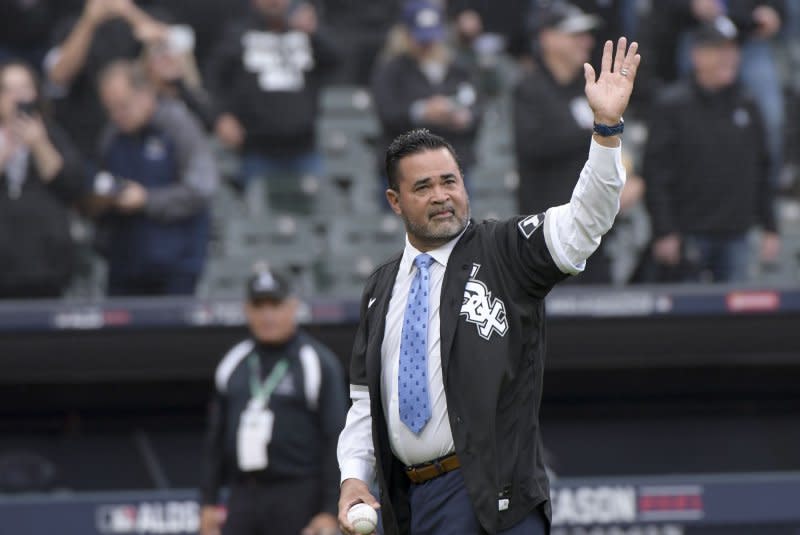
[16,100,37,116]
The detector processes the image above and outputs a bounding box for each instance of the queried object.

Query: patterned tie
[399,253,435,434]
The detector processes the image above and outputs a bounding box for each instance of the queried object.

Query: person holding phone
[0,59,85,299]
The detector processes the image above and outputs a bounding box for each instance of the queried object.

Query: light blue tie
[399,253,434,434]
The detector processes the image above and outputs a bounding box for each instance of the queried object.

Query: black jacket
[643,79,776,238]
[513,63,592,214]
[349,217,568,534]
[0,123,85,297]
[371,54,482,170]
[201,331,347,515]
[205,16,339,155]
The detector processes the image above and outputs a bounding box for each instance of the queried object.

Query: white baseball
[347,503,377,534]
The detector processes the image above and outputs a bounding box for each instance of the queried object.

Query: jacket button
[455,416,462,424]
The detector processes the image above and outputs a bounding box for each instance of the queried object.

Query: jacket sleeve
[642,95,680,238]
[512,75,592,165]
[542,139,626,274]
[337,279,377,486]
[200,389,227,505]
[309,28,341,80]
[144,102,218,222]
[751,100,778,233]
[44,122,88,202]
[204,23,243,117]
[371,58,416,135]
[315,344,349,515]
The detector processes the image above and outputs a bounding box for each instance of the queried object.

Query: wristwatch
[593,118,624,137]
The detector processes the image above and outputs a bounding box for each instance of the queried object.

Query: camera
[92,171,127,197]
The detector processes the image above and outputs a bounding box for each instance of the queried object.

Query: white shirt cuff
[340,458,376,485]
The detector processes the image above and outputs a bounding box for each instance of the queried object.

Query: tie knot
[414,253,434,271]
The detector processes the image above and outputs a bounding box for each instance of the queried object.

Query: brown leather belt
[405,453,460,484]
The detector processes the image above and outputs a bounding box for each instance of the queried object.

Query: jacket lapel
[366,258,401,393]
[438,224,474,378]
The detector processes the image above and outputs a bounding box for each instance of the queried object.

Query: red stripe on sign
[726,291,780,313]
[638,494,703,511]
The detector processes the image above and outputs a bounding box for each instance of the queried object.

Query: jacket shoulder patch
[518,213,545,239]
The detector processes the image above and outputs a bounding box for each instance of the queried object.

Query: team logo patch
[460,264,508,340]
[518,213,545,239]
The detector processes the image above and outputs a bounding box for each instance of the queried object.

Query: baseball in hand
[347,503,378,534]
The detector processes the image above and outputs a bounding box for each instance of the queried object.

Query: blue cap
[403,1,445,44]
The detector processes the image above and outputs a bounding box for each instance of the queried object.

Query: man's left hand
[301,512,339,535]
[584,37,640,126]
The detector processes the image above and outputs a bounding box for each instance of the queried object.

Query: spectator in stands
[44,0,169,161]
[446,0,532,94]
[93,60,218,296]
[200,266,347,535]
[642,22,780,283]
[371,1,482,198]
[205,0,339,196]
[140,24,217,131]
[638,1,786,186]
[0,60,85,299]
[530,0,636,68]
[513,2,616,283]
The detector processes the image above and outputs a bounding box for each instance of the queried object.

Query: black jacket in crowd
[201,331,347,516]
[643,78,777,239]
[205,15,340,156]
[371,53,482,171]
[0,123,85,298]
[349,217,568,534]
[513,62,593,214]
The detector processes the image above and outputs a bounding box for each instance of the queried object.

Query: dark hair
[385,128,462,191]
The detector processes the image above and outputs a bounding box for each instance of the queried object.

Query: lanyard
[247,354,289,406]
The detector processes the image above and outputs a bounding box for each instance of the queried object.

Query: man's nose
[430,184,450,203]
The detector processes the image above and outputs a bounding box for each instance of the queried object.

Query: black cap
[246,268,293,303]
[691,17,739,47]
[532,1,603,34]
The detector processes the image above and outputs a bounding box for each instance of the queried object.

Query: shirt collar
[399,222,470,275]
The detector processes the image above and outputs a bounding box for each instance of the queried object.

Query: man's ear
[386,188,402,216]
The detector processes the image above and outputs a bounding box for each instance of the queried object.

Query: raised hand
[584,37,640,126]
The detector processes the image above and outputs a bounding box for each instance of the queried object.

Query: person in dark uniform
[200,267,348,535]
[337,37,641,535]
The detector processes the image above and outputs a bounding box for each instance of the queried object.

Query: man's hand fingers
[613,37,627,74]
[583,63,596,88]
[600,39,613,74]
[622,41,641,80]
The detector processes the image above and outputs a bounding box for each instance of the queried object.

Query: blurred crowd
[0,0,798,299]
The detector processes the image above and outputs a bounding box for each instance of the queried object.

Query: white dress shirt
[337,139,625,485]
[380,234,461,466]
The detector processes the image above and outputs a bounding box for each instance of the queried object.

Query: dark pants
[222,477,320,535]
[408,469,548,535]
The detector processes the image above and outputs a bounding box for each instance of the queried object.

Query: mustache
[428,205,455,218]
